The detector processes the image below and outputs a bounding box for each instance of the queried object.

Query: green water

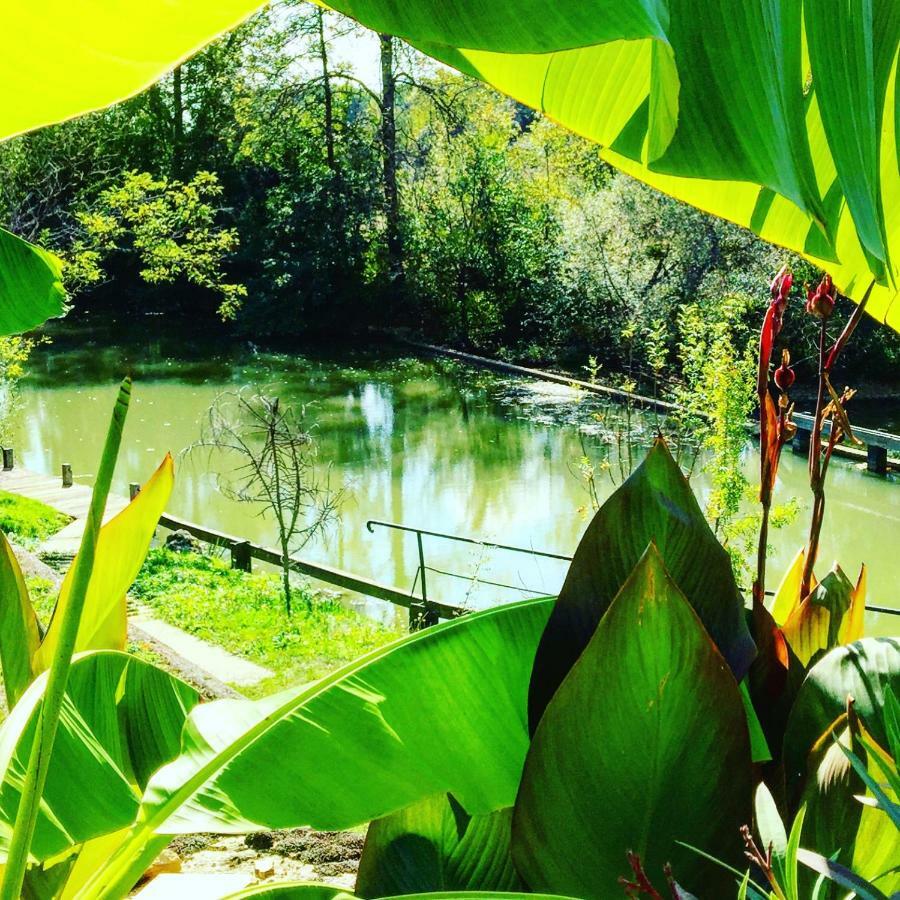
[17,337,900,633]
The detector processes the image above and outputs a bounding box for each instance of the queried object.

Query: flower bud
[770,265,793,305]
[806,273,835,319]
[774,349,795,392]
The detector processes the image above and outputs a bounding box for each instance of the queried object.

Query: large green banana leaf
[323,0,900,330]
[76,598,552,899]
[0,651,198,863]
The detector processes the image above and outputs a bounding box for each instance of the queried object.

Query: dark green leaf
[784,638,900,798]
[796,849,889,900]
[513,544,753,897]
[528,438,755,731]
[356,794,521,898]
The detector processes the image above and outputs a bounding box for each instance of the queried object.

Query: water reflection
[18,340,899,635]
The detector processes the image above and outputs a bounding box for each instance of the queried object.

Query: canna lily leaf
[527,437,755,732]
[0,651,198,864]
[784,638,900,801]
[33,453,175,674]
[770,548,807,626]
[0,227,66,336]
[795,721,899,897]
[323,0,900,329]
[0,531,41,708]
[0,2,268,142]
[839,564,867,646]
[512,545,753,897]
[356,794,522,898]
[781,565,858,666]
[76,598,553,899]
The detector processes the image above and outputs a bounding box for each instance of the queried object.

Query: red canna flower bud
[806,273,835,319]
[770,265,793,305]
[774,349,795,391]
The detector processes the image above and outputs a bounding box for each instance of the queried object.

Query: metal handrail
[364,518,900,617]
[365,519,573,561]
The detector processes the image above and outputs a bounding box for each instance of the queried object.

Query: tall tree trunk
[172,64,184,179]
[316,9,336,174]
[379,34,404,299]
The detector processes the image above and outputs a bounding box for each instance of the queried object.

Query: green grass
[0,491,70,541]
[131,548,404,697]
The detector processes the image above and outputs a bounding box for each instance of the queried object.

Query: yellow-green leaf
[33,454,174,673]
[0,531,40,708]
[0,2,269,142]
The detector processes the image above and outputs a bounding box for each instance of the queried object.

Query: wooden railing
[156,511,462,629]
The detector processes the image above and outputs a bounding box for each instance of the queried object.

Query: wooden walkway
[0,467,129,555]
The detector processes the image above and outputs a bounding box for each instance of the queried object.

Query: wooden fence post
[61,464,73,488]
[867,444,888,475]
[231,540,252,572]
[129,482,141,500]
[792,427,811,455]
[2,448,13,471]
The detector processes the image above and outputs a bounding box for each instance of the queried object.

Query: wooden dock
[0,466,129,555]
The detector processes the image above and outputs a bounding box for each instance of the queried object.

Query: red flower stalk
[799,277,873,597]
[755,267,794,605]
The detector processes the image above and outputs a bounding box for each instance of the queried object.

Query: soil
[158,827,365,890]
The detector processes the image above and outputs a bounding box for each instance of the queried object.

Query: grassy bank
[0,490,70,542]
[131,548,404,697]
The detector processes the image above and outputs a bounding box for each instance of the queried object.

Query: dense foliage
[5,6,898,383]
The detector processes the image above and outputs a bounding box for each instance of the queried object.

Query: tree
[192,391,344,614]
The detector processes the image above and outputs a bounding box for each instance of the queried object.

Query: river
[16,333,899,635]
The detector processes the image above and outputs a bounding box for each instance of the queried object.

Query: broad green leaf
[0,2,269,142]
[1,378,134,899]
[528,437,755,731]
[0,651,198,863]
[324,1,900,329]
[784,638,900,796]
[33,453,175,674]
[0,227,65,336]
[512,545,753,897]
[223,888,356,900]
[78,598,552,899]
[356,794,521,898]
[0,531,40,708]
